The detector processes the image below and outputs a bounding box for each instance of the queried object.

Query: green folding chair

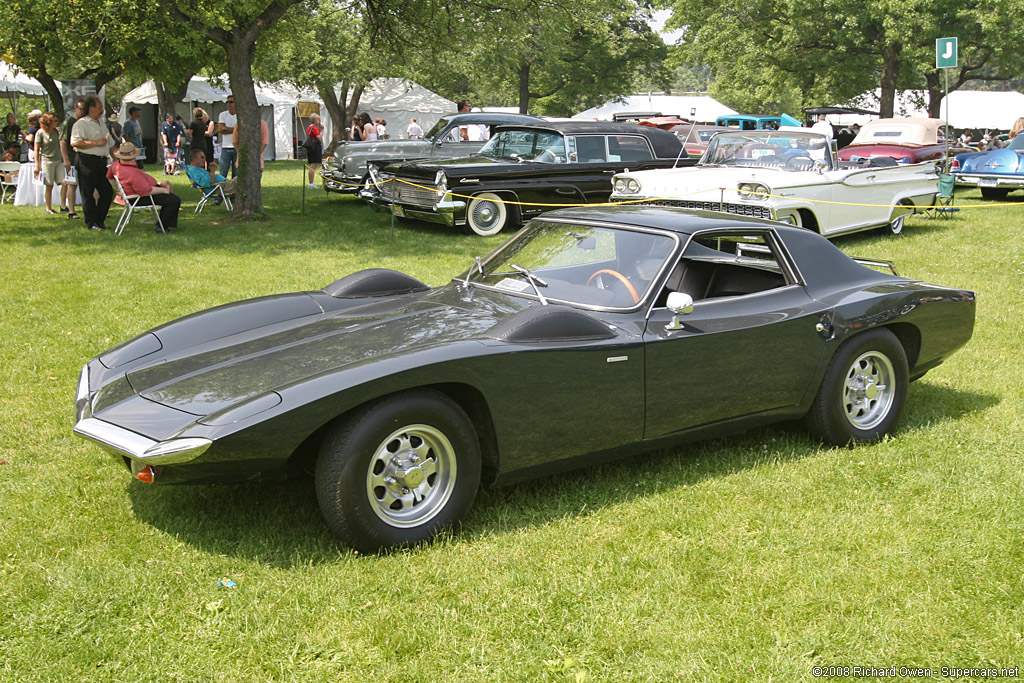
[927,173,958,219]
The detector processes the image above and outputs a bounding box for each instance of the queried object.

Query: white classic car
[610,129,939,237]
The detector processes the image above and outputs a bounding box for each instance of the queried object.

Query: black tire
[980,186,1009,201]
[315,389,481,552]
[806,328,909,446]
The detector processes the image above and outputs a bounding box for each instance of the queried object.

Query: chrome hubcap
[843,351,895,430]
[366,424,457,528]
[472,201,499,229]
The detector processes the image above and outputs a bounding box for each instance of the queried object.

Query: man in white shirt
[407,118,424,138]
[70,95,116,231]
[217,95,238,178]
[811,115,833,140]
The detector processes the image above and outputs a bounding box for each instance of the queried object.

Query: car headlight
[737,182,769,198]
[614,177,640,195]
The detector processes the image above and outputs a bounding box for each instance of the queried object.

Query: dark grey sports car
[74,207,975,552]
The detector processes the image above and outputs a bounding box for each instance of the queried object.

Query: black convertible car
[361,121,689,235]
[74,207,975,552]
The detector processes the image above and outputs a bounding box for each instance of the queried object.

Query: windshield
[702,131,832,171]
[1009,135,1024,151]
[424,117,453,142]
[465,220,676,309]
[479,129,567,162]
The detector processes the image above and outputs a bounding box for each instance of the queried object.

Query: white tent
[574,93,737,124]
[121,77,278,162]
[346,78,456,139]
[1,61,53,121]
[255,81,333,161]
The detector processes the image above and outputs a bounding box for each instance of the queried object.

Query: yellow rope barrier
[317,170,1024,211]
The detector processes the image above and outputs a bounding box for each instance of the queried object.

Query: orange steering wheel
[586,269,639,304]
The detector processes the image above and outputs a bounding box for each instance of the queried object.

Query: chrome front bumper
[319,169,360,194]
[74,417,212,465]
[362,192,466,227]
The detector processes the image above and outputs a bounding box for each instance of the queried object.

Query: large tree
[659,0,1024,118]
[160,0,307,218]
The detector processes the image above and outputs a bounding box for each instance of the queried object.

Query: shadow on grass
[126,381,995,566]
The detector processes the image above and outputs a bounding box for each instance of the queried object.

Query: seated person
[2,144,20,162]
[106,141,181,233]
[186,149,235,194]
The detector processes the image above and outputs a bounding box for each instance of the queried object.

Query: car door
[643,230,830,438]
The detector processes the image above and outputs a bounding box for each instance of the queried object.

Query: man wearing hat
[106,140,180,233]
[122,106,145,169]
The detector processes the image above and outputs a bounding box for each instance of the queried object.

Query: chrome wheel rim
[366,424,457,528]
[890,215,905,235]
[843,351,895,430]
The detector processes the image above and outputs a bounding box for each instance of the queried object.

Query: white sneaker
[307,183,317,189]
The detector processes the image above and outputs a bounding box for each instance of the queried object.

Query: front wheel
[315,389,481,552]
[806,328,908,446]
[465,192,512,236]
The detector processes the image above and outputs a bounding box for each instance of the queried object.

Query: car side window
[609,136,654,162]
[574,135,608,162]
[656,231,790,306]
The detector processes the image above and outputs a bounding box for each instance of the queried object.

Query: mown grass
[1,164,1022,681]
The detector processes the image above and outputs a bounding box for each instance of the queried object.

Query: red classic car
[837,118,972,165]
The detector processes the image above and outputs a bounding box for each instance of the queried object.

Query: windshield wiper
[510,263,549,305]
[463,256,484,286]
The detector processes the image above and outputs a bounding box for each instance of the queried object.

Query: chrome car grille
[380,177,438,207]
[637,199,772,219]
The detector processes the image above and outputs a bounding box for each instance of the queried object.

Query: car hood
[114,287,522,417]
[617,165,826,199]
[957,148,1023,174]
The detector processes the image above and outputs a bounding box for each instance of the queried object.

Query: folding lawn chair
[926,173,958,219]
[0,161,20,203]
[112,176,165,235]
[178,158,233,214]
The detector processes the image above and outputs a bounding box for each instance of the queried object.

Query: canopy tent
[573,93,737,124]
[255,81,333,162]
[121,77,278,162]
[344,78,456,139]
[1,61,53,119]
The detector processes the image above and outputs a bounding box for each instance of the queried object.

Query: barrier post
[301,163,306,214]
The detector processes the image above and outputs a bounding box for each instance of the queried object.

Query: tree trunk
[36,72,65,121]
[225,40,264,218]
[318,80,365,154]
[878,43,901,118]
[924,72,944,119]
[517,62,531,114]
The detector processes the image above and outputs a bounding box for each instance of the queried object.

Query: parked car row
[321,116,944,241]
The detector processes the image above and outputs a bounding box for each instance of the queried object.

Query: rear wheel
[887,199,914,235]
[806,328,908,446]
[465,192,513,236]
[980,186,1009,201]
[315,389,481,552]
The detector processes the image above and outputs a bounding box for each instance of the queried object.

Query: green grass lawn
[1,163,1022,681]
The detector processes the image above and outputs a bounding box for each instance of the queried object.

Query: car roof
[492,121,683,158]
[442,113,544,125]
[849,118,947,146]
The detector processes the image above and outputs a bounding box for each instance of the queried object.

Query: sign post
[936,38,958,171]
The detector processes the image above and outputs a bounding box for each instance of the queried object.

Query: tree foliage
[659,0,1024,117]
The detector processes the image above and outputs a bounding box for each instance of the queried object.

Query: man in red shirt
[107,141,181,233]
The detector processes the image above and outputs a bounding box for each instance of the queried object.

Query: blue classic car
[951,134,1024,199]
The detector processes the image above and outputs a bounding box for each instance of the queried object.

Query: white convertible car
[610,129,939,237]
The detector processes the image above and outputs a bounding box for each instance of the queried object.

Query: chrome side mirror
[665,292,694,331]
